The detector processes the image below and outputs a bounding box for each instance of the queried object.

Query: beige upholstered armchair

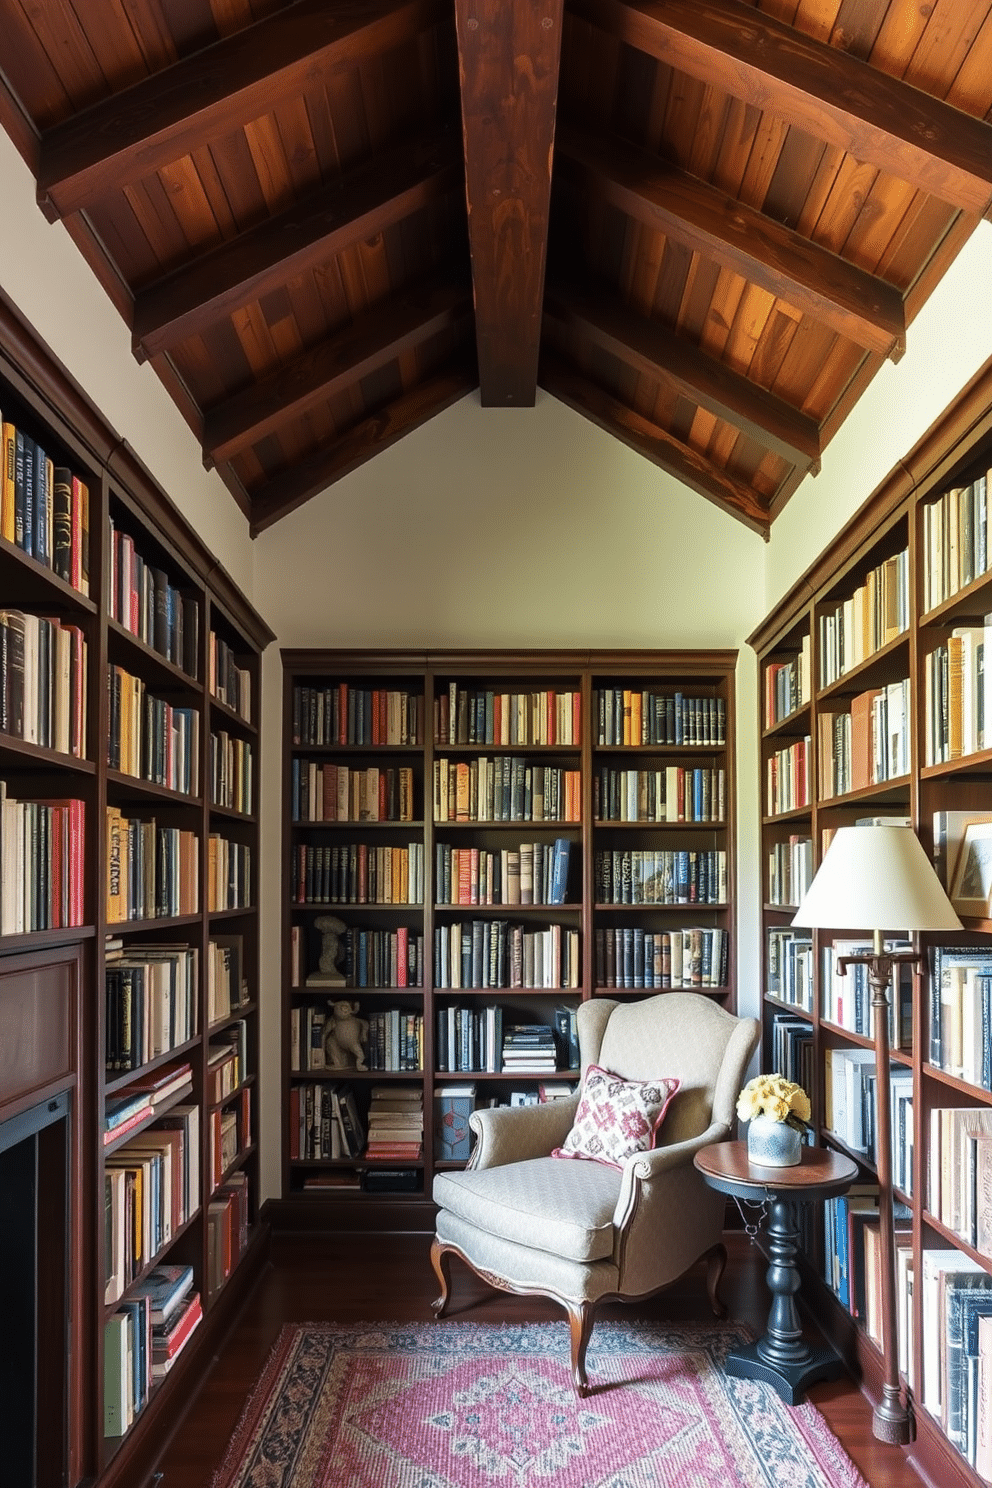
[431,992,760,1395]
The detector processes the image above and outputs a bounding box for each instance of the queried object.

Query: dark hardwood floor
[150,1227,929,1488]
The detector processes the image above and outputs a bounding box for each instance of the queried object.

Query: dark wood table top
[694,1140,859,1200]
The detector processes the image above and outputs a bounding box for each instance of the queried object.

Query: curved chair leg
[431,1238,454,1316]
[566,1301,595,1397]
[705,1241,728,1318]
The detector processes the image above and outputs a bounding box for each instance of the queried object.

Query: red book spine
[158,1294,203,1358]
[396,926,408,988]
[338,682,348,745]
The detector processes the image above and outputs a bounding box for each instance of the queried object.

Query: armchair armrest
[469,1097,579,1169]
[612,1120,730,1227]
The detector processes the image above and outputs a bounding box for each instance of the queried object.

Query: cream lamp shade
[792,823,962,933]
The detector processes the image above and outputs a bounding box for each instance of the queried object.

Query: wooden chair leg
[431,1238,453,1316]
[566,1302,595,1397]
[705,1241,728,1317]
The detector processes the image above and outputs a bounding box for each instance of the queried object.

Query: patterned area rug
[211,1321,870,1488]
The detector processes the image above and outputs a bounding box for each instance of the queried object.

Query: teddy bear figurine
[323,999,369,1071]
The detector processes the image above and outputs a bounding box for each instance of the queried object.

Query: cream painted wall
[765,219,992,614]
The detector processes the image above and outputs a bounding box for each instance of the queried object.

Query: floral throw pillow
[552,1064,680,1168]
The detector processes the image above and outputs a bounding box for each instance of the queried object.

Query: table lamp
[792,822,962,1443]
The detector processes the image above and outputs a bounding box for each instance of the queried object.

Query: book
[128,1263,195,1325]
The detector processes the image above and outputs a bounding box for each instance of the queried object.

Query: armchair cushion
[433,1155,622,1263]
[552,1064,680,1168]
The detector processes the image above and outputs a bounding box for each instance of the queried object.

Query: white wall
[765,220,992,614]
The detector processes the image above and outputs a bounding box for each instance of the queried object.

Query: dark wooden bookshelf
[749,353,992,1488]
[277,648,737,1223]
[0,288,273,1488]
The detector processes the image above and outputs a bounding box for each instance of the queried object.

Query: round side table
[694,1140,859,1405]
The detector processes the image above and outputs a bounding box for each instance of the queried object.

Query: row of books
[817,547,910,689]
[824,1047,912,1179]
[206,1170,249,1295]
[435,839,572,907]
[207,1021,247,1104]
[207,934,247,1024]
[210,731,253,814]
[820,939,914,1046]
[293,683,423,747]
[291,841,424,906]
[105,809,199,922]
[436,685,581,748]
[817,679,910,799]
[433,756,580,823]
[930,944,992,1089]
[594,849,726,906]
[103,1060,194,1151]
[593,689,726,747]
[435,1005,578,1075]
[208,1089,250,1190]
[104,943,199,1071]
[929,1105,992,1252]
[592,765,726,823]
[764,637,811,727]
[434,920,581,990]
[208,633,251,722]
[922,473,992,614]
[769,1013,813,1090]
[766,929,814,1009]
[207,834,251,912]
[924,624,992,764]
[107,664,200,795]
[104,1264,203,1436]
[0,609,87,755]
[822,1183,911,1353]
[0,786,85,932]
[291,761,415,823]
[108,517,199,676]
[594,926,728,990]
[1,416,89,592]
[767,834,812,906]
[920,1249,992,1474]
[289,1081,365,1160]
[105,1101,199,1305]
[295,925,424,989]
[766,736,811,816]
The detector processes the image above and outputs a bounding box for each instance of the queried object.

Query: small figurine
[306,914,347,987]
[323,998,369,1071]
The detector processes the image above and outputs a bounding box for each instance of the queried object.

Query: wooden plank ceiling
[1,0,990,538]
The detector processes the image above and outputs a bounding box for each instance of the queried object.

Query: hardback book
[129,1263,194,1325]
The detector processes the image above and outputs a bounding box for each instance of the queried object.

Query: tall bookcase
[750,356,992,1488]
[0,289,273,1488]
[279,648,736,1224]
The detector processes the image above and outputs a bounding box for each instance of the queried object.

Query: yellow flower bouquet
[736,1073,811,1133]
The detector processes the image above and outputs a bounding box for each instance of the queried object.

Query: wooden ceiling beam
[203,271,473,464]
[455,0,564,405]
[36,0,447,221]
[556,124,905,358]
[539,353,771,535]
[569,0,992,216]
[545,275,821,471]
[248,358,478,535]
[131,128,461,362]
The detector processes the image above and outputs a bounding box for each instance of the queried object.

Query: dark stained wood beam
[545,275,821,471]
[36,0,448,221]
[556,124,906,358]
[248,358,478,534]
[202,272,473,464]
[539,352,771,536]
[569,0,992,216]
[455,0,564,405]
[131,128,461,362]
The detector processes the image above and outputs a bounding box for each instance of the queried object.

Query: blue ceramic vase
[746,1114,802,1167]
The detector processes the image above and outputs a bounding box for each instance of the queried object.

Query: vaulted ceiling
[1,0,990,538]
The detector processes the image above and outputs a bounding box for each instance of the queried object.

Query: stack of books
[128,1262,202,1382]
[365,1085,423,1160]
[501,1023,558,1074]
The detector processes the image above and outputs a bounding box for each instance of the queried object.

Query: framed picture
[948,820,992,913]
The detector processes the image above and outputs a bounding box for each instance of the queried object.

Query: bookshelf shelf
[750,354,992,1488]
[280,649,737,1216]
[0,291,273,1488]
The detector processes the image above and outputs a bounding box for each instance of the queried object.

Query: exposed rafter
[555,124,906,358]
[545,275,822,472]
[132,128,462,361]
[540,354,771,536]
[36,0,447,220]
[455,0,564,405]
[569,0,992,216]
[203,272,473,464]
[248,358,478,535]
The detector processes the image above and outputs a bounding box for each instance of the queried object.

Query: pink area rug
[212,1320,870,1487]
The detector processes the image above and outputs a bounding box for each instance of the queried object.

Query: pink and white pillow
[552,1064,680,1168]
